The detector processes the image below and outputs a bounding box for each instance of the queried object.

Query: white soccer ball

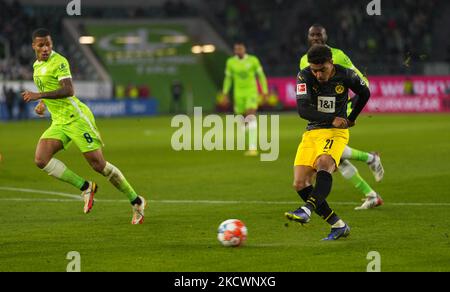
[217,219,247,247]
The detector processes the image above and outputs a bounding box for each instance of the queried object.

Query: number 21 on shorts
[324,139,334,151]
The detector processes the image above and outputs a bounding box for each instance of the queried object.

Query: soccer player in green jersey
[299,24,384,210]
[22,28,147,224]
[222,42,269,156]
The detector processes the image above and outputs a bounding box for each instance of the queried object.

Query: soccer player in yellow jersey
[300,24,384,210]
[285,45,371,240]
[22,28,146,224]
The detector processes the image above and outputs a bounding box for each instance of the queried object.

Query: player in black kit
[285,44,370,241]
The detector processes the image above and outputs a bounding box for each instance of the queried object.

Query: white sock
[332,219,346,228]
[338,160,357,179]
[341,146,353,160]
[301,206,311,217]
[43,158,66,178]
[247,118,257,151]
[102,162,125,185]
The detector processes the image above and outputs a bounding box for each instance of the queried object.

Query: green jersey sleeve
[55,56,72,81]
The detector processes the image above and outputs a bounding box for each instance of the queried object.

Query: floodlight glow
[79,36,95,44]
[202,44,216,53]
[191,45,203,54]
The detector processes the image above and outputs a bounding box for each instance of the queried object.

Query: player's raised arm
[296,72,334,124]
[346,70,371,123]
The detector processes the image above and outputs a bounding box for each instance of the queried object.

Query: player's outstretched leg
[286,166,315,224]
[84,150,147,224]
[341,146,384,182]
[41,158,97,213]
[102,162,147,224]
[35,139,96,213]
[289,184,350,240]
[338,160,384,210]
[305,155,350,240]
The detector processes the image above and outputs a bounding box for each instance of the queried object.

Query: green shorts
[234,94,258,115]
[41,115,103,153]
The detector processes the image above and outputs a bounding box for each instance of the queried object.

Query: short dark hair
[310,23,326,31]
[307,44,332,64]
[233,39,246,46]
[32,28,50,40]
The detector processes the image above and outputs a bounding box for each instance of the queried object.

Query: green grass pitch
[0,113,449,272]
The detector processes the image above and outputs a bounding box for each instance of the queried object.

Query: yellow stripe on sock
[306,200,317,209]
[324,211,335,221]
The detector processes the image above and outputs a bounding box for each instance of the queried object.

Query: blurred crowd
[0,0,194,82]
[209,0,447,75]
[0,84,28,120]
[0,0,97,81]
[0,0,448,82]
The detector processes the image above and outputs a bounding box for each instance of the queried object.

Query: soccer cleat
[322,224,351,241]
[285,207,311,224]
[132,196,147,225]
[355,194,384,210]
[244,150,259,157]
[368,152,384,182]
[82,181,98,214]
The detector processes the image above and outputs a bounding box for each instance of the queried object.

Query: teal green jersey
[33,51,90,125]
[222,54,268,98]
[300,46,369,85]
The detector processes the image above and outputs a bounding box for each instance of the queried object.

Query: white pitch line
[0,186,81,200]
[0,186,450,206]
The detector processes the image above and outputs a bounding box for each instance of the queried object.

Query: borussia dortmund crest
[335,85,345,94]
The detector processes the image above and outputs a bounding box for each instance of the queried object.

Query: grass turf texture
[0,114,449,272]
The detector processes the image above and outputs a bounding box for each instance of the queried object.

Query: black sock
[80,181,90,191]
[305,171,333,211]
[131,196,142,206]
[316,200,340,225]
[297,186,313,202]
[300,186,339,224]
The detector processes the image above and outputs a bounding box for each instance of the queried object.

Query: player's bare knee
[35,156,50,169]
[293,179,309,191]
[93,163,105,173]
[90,159,106,173]
[316,155,336,173]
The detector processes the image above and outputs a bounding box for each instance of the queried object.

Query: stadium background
[0,0,450,272]
[1,0,449,117]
